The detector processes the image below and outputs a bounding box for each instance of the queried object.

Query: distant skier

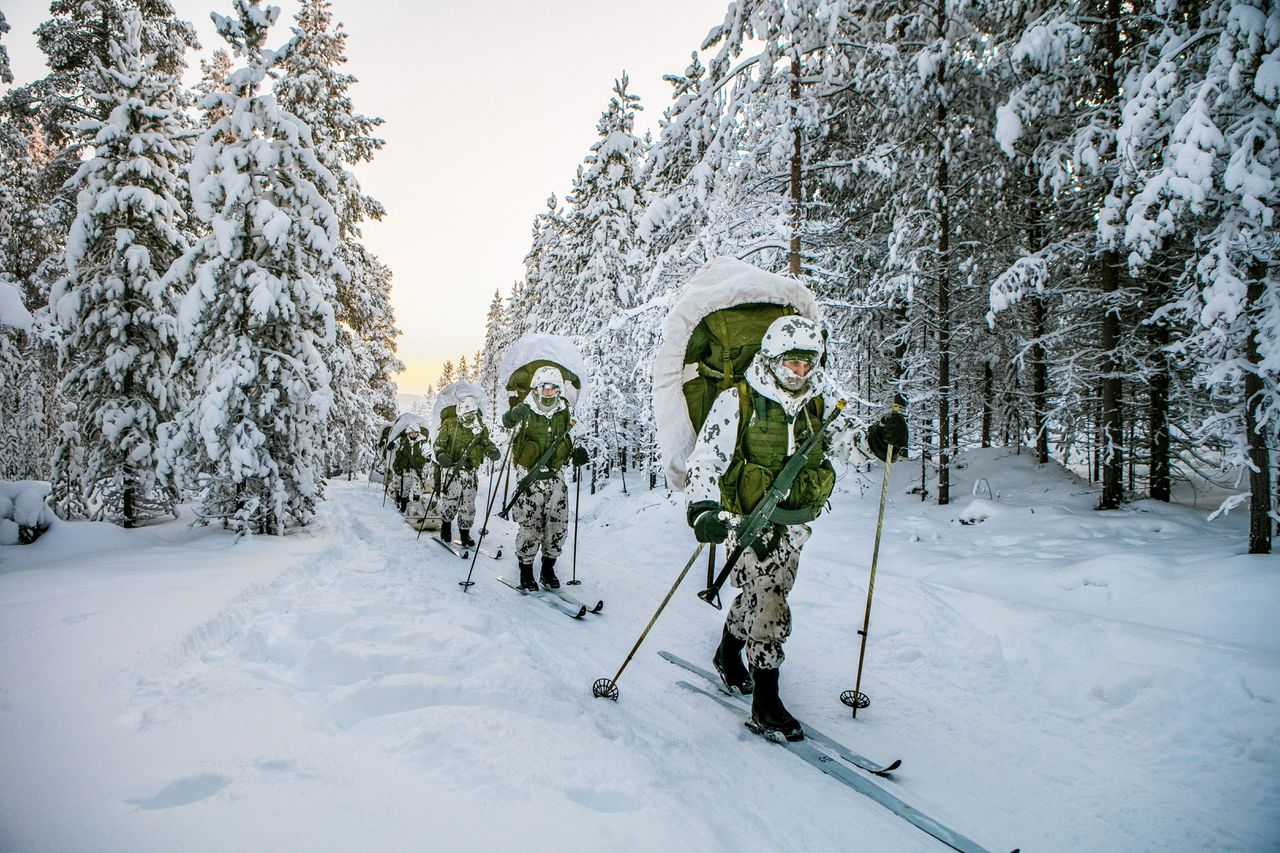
[390,422,430,513]
[685,315,907,741]
[434,396,500,546]
[502,365,589,591]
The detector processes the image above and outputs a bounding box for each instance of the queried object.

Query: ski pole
[460,438,514,590]
[841,443,895,717]
[593,542,704,701]
[568,465,582,585]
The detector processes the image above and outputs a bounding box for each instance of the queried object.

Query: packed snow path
[2,450,1278,851]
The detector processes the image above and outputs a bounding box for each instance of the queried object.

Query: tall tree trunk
[1245,268,1272,554]
[1097,0,1125,509]
[1148,284,1171,501]
[788,55,802,276]
[1027,188,1050,464]
[934,13,951,506]
[981,360,993,448]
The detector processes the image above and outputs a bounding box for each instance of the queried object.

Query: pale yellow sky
[5,0,730,394]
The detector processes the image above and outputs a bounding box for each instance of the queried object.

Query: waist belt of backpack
[769,506,817,525]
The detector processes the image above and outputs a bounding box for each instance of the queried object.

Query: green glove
[503,403,531,429]
[867,411,908,463]
[487,445,501,461]
[571,446,589,468]
[435,451,454,468]
[688,500,731,544]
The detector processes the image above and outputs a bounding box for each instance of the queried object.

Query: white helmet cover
[531,365,564,389]
[456,397,479,416]
[760,316,824,360]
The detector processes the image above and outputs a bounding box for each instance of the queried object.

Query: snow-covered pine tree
[0,1,199,484]
[991,0,1168,509]
[1112,0,1279,552]
[436,360,455,393]
[324,242,401,476]
[274,0,394,480]
[0,278,43,481]
[47,10,189,525]
[0,10,11,85]
[163,0,341,535]
[195,48,234,130]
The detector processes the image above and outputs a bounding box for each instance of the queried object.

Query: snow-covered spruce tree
[274,0,394,479]
[1112,0,1278,552]
[1,1,199,484]
[164,0,340,535]
[567,75,648,331]
[477,288,507,411]
[564,75,649,481]
[47,11,188,525]
[517,195,574,338]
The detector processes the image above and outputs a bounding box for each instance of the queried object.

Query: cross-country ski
[659,651,900,776]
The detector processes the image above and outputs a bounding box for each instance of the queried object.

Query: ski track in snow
[3,449,1279,852]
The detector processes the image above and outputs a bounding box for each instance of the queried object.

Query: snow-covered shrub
[0,480,56,545]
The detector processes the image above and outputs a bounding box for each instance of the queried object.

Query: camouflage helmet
[760,316,824,361]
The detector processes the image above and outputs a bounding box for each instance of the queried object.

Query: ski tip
[574,606,587,618]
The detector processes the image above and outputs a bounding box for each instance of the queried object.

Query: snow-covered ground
[2,450,1278,852]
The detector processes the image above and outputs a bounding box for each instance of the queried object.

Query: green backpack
[681,302,798,436]
[505,359,583,409]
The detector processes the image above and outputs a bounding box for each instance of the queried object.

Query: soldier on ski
[684,315,907,741]
[390,421,431,513]
[434,397,501,546]
[502,365,589,591]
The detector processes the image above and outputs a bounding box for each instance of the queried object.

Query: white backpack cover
[652,257,821,490]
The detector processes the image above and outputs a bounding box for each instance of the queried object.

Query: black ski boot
[440,520,453,543]
[397,496,409,513]
[712,626,754,695]
[539,556,561,589]
[518,562,539,592]
[459,527,476,547]
[748,666,803,742]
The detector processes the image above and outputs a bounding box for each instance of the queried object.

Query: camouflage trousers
[511,474,568,563]
[438,468,478,528]
[724,523,812,670]
[391,469,427,504]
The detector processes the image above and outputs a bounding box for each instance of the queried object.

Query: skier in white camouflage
[502,366,589,591]
[685,315,907,741]
[433,397,500,546]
